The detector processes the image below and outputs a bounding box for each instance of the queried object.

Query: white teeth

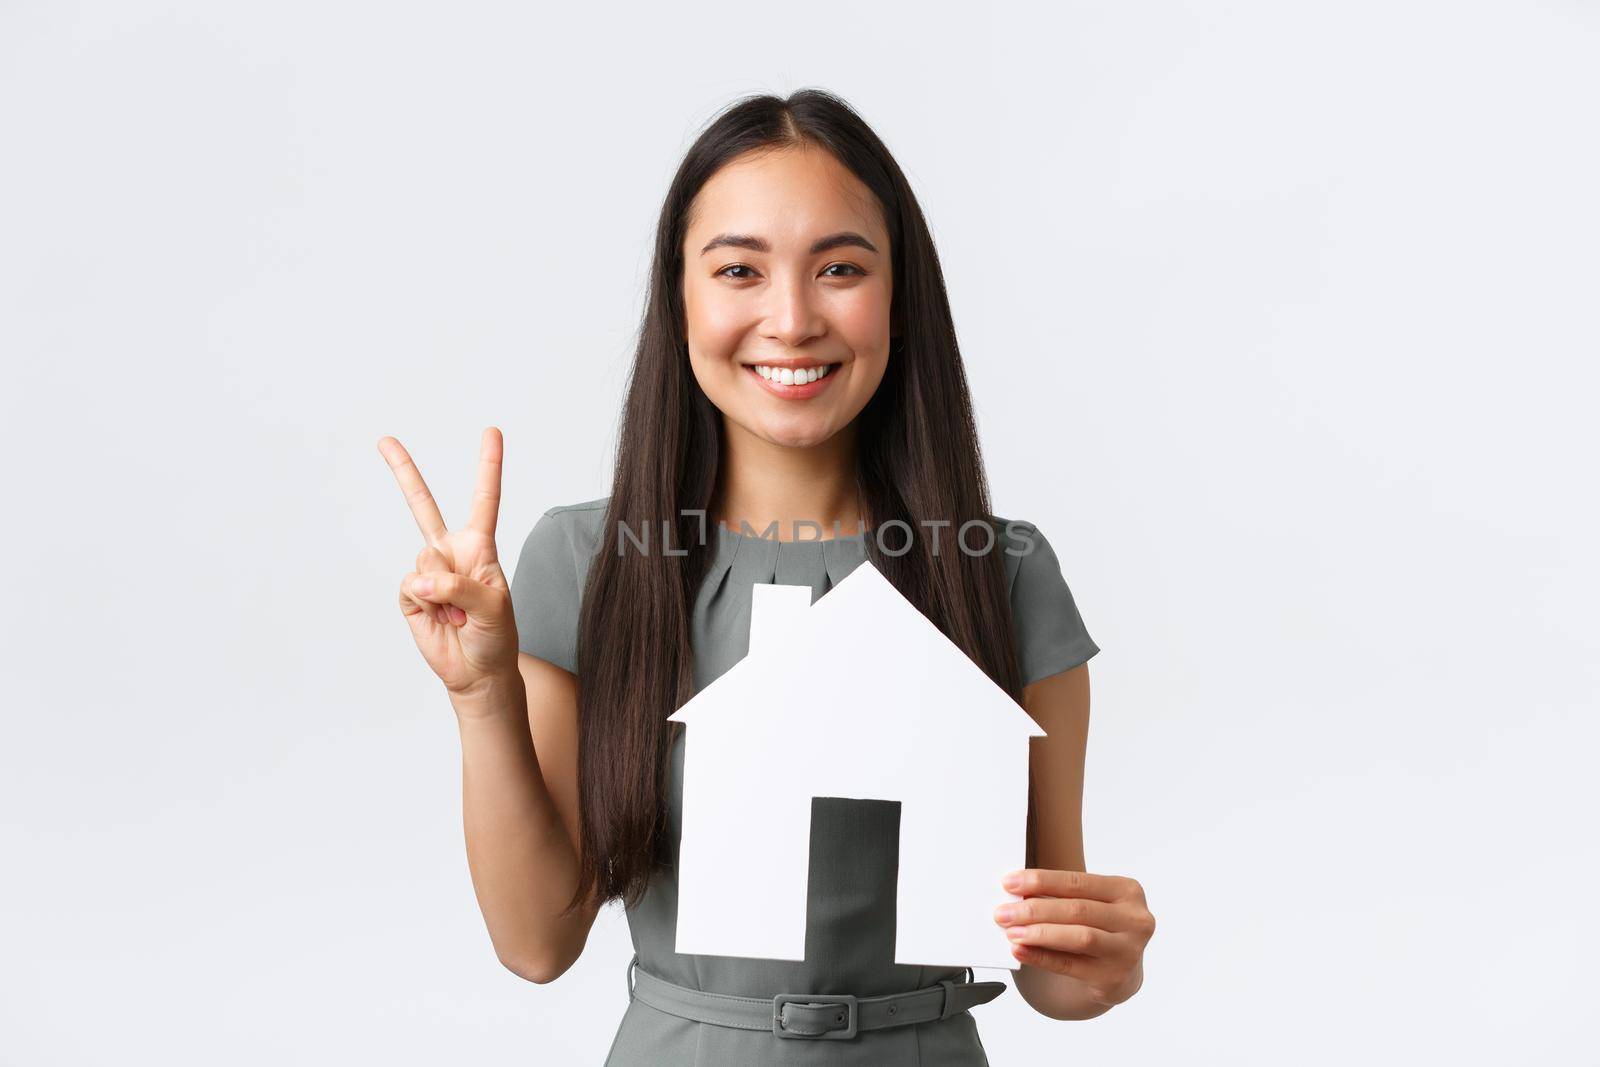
[752,364,834,386]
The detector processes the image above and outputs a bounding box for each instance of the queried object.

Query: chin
[755,417,838,450]
[764,429,832,450]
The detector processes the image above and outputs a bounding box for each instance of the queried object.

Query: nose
[761,272,827,349]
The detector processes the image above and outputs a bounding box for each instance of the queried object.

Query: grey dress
[509,496,1100,1066]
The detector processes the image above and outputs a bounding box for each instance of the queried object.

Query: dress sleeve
[1006,520,1100,687]
[509,509,584,673]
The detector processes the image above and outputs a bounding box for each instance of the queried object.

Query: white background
[3,1,1596,1063]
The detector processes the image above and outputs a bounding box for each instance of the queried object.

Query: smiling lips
[745,362,842,400]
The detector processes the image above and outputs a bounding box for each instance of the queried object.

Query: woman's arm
[377,430,598,983]
[453,653,599,983]
[1007,664,1152,1019]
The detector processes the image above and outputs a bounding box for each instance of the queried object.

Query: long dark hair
[563,88,1028,914]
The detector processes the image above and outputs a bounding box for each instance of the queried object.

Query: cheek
[827,283,892,352]
[684,281,747,357]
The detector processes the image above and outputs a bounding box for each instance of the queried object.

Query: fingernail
[993,905,1016,923]
[416,577,433,595]
[1006,926,1029,941]
[1002,872,1021,891]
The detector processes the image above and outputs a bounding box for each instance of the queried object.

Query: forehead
[686,145,886,246]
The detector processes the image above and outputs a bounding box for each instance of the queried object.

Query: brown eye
[717,264,757,279]
[822,263,865,277]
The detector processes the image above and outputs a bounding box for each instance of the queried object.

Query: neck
[713,418,865,542]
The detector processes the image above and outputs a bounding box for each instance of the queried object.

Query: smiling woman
[381,86,1149,1067]
[684,145,896,453]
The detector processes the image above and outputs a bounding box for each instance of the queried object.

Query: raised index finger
[466,426,504,540]
[377,435,448,544]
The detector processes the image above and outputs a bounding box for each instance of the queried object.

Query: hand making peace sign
[377,427,519,701]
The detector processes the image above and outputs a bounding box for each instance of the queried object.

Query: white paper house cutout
[667,558,1045,971]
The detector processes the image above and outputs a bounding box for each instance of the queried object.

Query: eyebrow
[698,231,880,256]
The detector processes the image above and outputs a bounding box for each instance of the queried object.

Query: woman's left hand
[993,868,1156,1007]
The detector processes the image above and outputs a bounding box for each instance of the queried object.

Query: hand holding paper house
[667,559,1044,971]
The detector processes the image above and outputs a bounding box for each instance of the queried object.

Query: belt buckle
[771,992,859,1040]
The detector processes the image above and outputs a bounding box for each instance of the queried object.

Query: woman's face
[682,144,894,450]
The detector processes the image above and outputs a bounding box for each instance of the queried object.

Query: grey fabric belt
[625,952,1008,1041]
